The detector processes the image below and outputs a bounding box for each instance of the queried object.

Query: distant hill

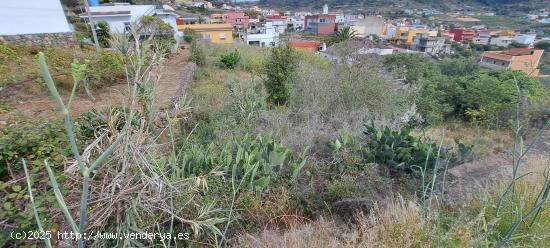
[253,0,547,12]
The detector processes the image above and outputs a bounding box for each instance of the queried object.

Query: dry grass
[234,217,347,248]
[235,159,550,248]
[234,186,309,238]
[419,122,514,160]
[188,43,262,115]
[234,196,478,248]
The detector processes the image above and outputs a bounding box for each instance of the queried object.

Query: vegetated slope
[0,48,189,120]
[256,0,545,11]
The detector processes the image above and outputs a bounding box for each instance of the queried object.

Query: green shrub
[183,28,196,43]
[74,110,108,139]
[264,45,298,105]
[383,53,550,126]
[219,49,241,69]
[0,44,17,59]
[140,15,173,35]
[190,42,206,66]
[0,101,10,114]
[183,35,194,43]
[535,41,550,51]
[0,121,69,175]
[458,70,549,125]
[89,51,125,86]
[95,21,111,48]
[383,53,439,84]
[236,46,265,73]
[438,57,480,77]
[328,133,365,172]
[0,120,73,234]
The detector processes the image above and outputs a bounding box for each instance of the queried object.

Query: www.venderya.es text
[11,230,190,242]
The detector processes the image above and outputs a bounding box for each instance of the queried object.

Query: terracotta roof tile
[503,48,536,56]
[482,51,512,61]
[289,41,321,48]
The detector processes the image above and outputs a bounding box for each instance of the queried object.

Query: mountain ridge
[249,0,546,12]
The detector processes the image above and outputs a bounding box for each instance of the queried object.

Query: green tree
[438,57,479,77]
[264,45,298,105]
[383,53,439,84]
[140,16,173,36]
[455,70,548,124]
[416,78,455,124]
[245,9,261,19]
[95,21,111,48]
[534,41,550,51]
[508,42,528,48]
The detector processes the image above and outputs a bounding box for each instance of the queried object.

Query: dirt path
[154,50,192,108]
[0,50,189,123]
[445,130,550,204]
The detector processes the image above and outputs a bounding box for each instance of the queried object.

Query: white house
[187,1,214,9]
[0,0,71,35]
[245,22,279,47]
[290,16,305,32]
[82,4,178,35]
[514,34,537,45]
[266,17,287,34]
[490,36,515,47]
[357,47,394,56]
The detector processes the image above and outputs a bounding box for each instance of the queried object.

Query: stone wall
[0,32,76,47]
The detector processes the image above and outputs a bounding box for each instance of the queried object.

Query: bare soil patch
[0,50,189,122]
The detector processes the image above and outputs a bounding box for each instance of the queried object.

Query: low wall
[0,32,76,47]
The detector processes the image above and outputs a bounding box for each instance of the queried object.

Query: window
[202,33,211,40]
[219,32,226,40]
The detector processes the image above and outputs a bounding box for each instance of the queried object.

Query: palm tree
[330,26,358,45]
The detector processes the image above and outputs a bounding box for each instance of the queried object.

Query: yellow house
[391,27,430,46]
[178,23,233,44]
[500,30,516,36]
[404,28,430,45]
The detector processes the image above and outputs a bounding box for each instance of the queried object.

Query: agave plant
[23,53,131,248]
[176,134,306,190]
[363,122,441,173]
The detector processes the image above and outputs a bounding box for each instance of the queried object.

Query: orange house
[289,41,321,52]
[479,48,544,76]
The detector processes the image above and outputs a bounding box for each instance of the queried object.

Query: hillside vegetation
[256,0,547,11]
[0,34,549,247]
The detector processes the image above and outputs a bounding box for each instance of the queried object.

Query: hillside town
[1,0,548,77]
[1,1,550,247]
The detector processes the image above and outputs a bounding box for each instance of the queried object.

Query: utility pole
[83,0,101,51]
